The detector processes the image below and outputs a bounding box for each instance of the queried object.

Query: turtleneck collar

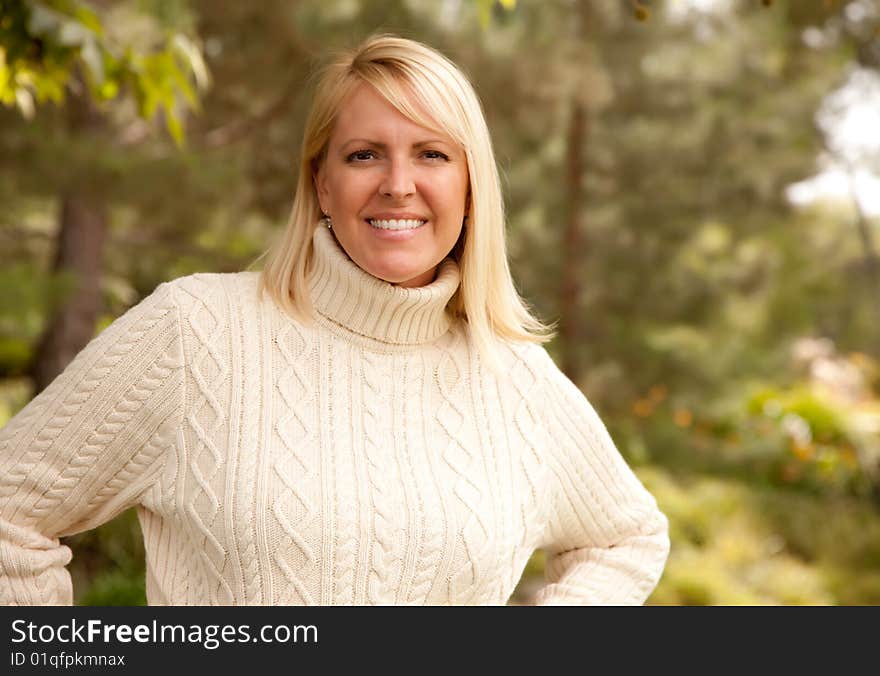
[307,223,461,346]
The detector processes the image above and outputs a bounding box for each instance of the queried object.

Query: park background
[1,0,879,605]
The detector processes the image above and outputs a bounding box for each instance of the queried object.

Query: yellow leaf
[165,106,185,148]
[99,80,118,99]
[15,87,34,118]
[476,0,492,29]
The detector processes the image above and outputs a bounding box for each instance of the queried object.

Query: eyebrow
[340,138,453,150]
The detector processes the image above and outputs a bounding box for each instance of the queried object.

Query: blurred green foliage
[0,0,207,145]
[65,509,147,606]
[643,466,880,605]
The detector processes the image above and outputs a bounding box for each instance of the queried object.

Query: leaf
[171,34,210,91]
[41,0,101,33]
[8,2,207,129]
[135,75,160,118]
[475,0,492,29]
[70,3,104,35]
[165,105,184,147]
[98,79,118,99]
[171,65,198,110]
[31,67,67,103]
[14,86,34,118]
[0,51,12,100]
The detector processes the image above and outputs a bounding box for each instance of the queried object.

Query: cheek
[332,173,374,206]
[429,174,469,211]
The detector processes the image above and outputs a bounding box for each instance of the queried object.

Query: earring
[324,216,333,230]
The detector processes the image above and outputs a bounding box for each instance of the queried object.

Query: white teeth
[368,219,427,230]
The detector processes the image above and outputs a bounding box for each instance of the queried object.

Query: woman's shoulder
[163,270,262,310]
[157,271,268,326]
[481,337,559,384]
[151,271,260,312]
[500,338,555,368]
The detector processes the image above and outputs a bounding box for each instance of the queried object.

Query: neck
[307,223,461,346]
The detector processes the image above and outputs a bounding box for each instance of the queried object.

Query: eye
[346,149,377,162]
[423,150,449,161]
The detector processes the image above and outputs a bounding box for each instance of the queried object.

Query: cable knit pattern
[179,276,233,604]
[272,319,318,605]
[437,329,492,603]
[362,349,400,604]
[0,223,669,605]
[328,342,357,605]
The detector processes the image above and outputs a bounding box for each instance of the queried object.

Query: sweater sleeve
[0,280,184,605]
[531,349,669,605]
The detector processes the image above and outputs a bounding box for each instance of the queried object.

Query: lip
[364,217,428,241]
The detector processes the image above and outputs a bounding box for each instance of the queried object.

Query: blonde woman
[0,34,669,605]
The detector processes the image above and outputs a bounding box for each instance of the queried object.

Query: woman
[0,34,669,605]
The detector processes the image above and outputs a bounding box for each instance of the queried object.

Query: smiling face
[314,82,470,288]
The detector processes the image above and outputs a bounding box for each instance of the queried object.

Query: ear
[313,160,329,215]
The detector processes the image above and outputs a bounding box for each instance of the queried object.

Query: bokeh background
[2,0,879,605]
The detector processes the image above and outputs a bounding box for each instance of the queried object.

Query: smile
[367,218,428,230]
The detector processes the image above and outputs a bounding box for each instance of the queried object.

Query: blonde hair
[254,33,556,374]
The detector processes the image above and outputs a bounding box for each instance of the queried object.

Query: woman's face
[315,83,470,288]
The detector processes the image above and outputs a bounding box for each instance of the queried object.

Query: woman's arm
[0,280,185,605]
[531,348,670,605]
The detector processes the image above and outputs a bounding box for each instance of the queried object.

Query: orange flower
[633,399,654,417]
[673,408,693,427]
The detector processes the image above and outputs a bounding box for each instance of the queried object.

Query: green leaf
[475,0,492,29]
[165,105,184,147]
[97,78,118,100]
[0,51,11,99]
[169,61,197,109]
[42,0,102,34]
[70,3,103,35]
[5,1,206,130]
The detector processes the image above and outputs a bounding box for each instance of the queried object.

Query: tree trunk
[559,99,588,382]
[29,77,108,394]
[29,192,107,394]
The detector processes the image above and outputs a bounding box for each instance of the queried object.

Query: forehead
[331,82,448,143]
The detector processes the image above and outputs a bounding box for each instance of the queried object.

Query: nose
[379,157,416,200]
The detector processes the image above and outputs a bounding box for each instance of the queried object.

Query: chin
[381,269,431,287]
[364,257,429,283]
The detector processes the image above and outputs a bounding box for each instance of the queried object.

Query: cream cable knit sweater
[0,224,669,606]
